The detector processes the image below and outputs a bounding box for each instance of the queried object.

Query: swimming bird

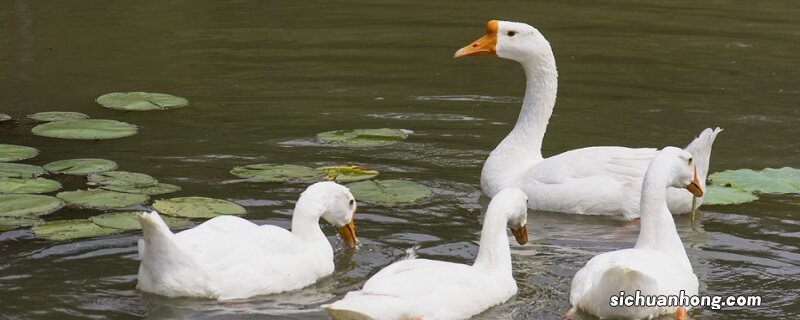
[568,147,702,319]
[455,20,721,218]
[136,181,358,300]
[324,188,529,320]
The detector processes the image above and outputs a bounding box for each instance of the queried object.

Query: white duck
[568,147,702,319]
[324,188,529,320]
[136,181,358,300]
[455,20,721,218]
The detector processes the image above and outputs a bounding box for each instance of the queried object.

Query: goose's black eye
[348,199,355,206]
[688,158,693,165]
[507,31,517,37]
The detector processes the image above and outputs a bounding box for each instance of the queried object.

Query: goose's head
[454,20,552,64]
[299,181,358,247]
[658,147,704,197]
[491,188,530,245]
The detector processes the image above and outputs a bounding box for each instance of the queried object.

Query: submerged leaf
[100,183,181,195]
[318,165,379,182]
[703,185,759,205]
[44,158,118,175]
[316,128,410,147]
[0,163,46,178]
[0,144,39,162]
[153,197,246,218]
[88,171,157,187]
[57,189,149,209]
[96,92,189,111]
[0,113,12,123]
[90,212,191,231]
[31,119,138,140]
[32,219,120,240]
[0,178,61,194]
[0,216,43,231]
[346,179,432,205]
[709,167,800,194]
[27,111,90,122]
[230,164,320,182]
[0,194,64,217]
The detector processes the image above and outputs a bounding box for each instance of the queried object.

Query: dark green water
[1,0,798,319]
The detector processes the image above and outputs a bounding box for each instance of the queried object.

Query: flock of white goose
[135,20,722,319]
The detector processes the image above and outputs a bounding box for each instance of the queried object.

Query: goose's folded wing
[530,146,658,184]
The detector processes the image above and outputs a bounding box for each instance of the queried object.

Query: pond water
[1,0,798,319]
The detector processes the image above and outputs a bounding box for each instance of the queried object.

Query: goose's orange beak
[454,20,498,58]
[686,166,704,197]
[337,208,358,247]
[510,224,528,245]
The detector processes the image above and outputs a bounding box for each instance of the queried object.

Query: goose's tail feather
[683,127,722,183]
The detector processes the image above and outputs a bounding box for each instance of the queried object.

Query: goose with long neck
[136,181,358,300]
[568,147,702,319]
[325,188,529,320]
[455,20,721,218]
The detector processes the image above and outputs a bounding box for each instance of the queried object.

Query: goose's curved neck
[634,166,692,271]
[472,208,512,273]
[291,201,330,247]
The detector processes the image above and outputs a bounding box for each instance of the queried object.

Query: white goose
[455,20,721,218]
[568,147,702,319]
[324,188,529,320]
[136,181,358,300]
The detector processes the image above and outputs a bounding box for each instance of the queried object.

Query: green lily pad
[0,216,43,232]
[0,144,39,162]
[89,212,192,231]
[31,119,138,140]
[316,128,410,147]
[0,194,64,217]
[27,111,90,122]
[709,167,800,194]
[57,189,149,209]
[153,197,246,218]
[346,179,432,205]
[100,183,181,195]
[88,171,157,187]
[230,164,321,182]
[96,92,189,111]
[43,158,118,175]
[0,178,61,194]
[318,165,379,182]
[32,219,121,240]
[703,185,759,205]
[0,163,46,178]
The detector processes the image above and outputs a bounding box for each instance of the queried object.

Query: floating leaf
[703,185,759,205]
[0,216,43,232]
[0,113,12,123]
[709,167,800,194]
[346,179,432,205]
[0,178,61,194]
[31,119,138,140]
[27,111,90,122]
[230,164,320,182]
[318,165,379,182]
[316,128,410,147]
[57,189,149,209]
[100,183,181,195]
[0,144,39,162]
[90,212,192,231]
[153,197,246,218]
[96,92,189,111]
[88,171,157,187]
[32,219,120,240]
[0,163,46,178]
[0,194,64,217]
[43,158,118,175]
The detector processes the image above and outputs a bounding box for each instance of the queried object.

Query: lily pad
[32,219,120,240]
[703,185,759,205]
[346,179,432,205]
[318,165,379,182]
[0,178,61,194]
[153,197,246,218]
[316,128,410,147]
[0,144,39,162]
[89,212,192,231]
[0,163,46,178]
[230,164,320,182]
[709,167,800,194]
[31,119,138,140]
[44,158,118,175]
[88,171,157,187]
[0,216,43,232]
[96,92,189,111]
[57,189,149,209]
[27,111,90,122]
[100,183,181,195]
[0,194,64,217]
